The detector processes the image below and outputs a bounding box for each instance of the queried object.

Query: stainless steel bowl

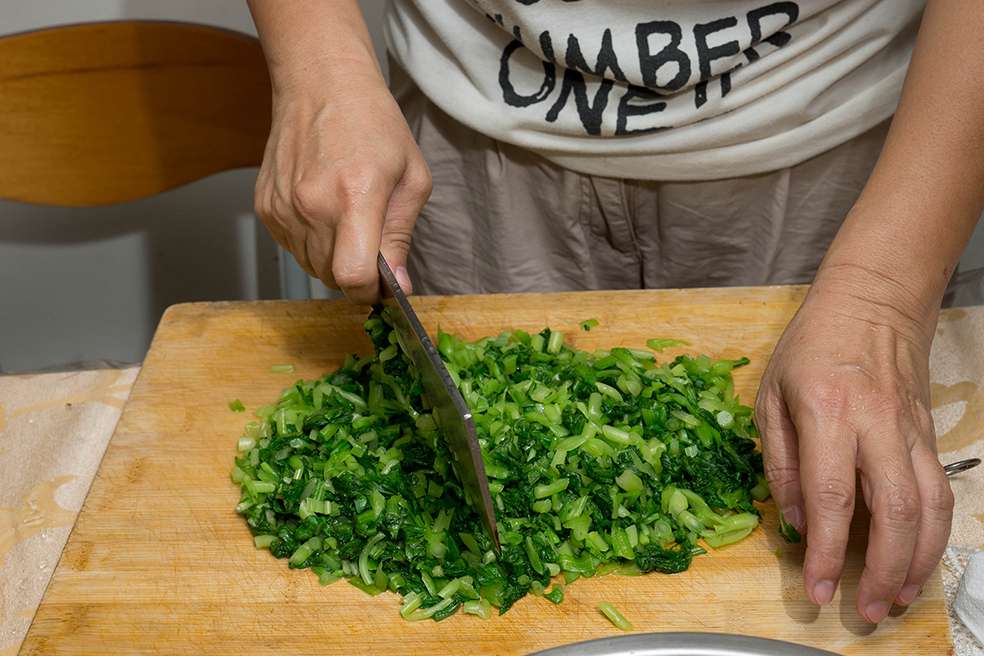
[529,632,840,656]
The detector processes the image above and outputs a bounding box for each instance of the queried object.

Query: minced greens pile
[232,308,768,622]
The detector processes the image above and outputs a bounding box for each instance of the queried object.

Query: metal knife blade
[376,254,500,550]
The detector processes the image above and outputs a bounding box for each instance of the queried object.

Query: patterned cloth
[0,367,138,656]
[0,308,981,654]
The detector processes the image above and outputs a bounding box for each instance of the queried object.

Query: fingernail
[896,584,920,605]
[783,505,805,532]
[864,600,890,623]
[395,266,413,295]
[813,579,836,605]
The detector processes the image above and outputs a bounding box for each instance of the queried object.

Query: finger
[855,429,921,623]
[256,207,290,254]
[895,445,952,606]
[259,207,315,278]
[260,215,289,253]
[291,233,316,279]
[290,179,340,279]
[380,158,431,296]
[331,170,398,305]
[307,226,338,290]
[793,385,857,607]
[253,180,289,253]
[756,387,805,533]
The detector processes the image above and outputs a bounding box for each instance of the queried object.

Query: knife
[376,254,501,551]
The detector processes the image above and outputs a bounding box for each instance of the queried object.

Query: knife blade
[376,254,500,550]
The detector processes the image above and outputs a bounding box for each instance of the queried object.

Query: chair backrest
[0,20,271,207]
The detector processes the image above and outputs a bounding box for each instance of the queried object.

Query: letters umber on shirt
[385,0,923,180]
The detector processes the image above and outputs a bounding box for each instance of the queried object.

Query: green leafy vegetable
[597,601,633,631]
[580,319,599,332]
[646,338,691,352]
[229,399,246,413]
[232,308,764,622]
[778,511,802,544]
[270,364,295,374]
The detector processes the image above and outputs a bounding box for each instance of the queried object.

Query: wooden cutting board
[21,288,950,655]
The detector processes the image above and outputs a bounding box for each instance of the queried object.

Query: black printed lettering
[694,17,741,108]
[746,2,800,62]
[592,28,627,82]
[499,38,556,108]
[545,30,625,135]
[496,2,802,134]
[616,84,668,135]
[636,20,691,92]
[694,17,741,82]
[540,29,557,62]
[694,80,708,109]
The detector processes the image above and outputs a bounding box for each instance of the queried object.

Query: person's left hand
[755,264,954,623]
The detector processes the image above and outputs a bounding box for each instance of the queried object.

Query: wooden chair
[0,20,271,206]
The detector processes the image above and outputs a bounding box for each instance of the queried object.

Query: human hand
[253,70,431,303]
[756,264,953,623]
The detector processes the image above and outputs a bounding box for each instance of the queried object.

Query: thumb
[756,384,806,534]
[381,158,432,295]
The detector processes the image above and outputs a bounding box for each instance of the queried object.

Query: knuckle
[335,166,383,206]
[862,560,909,586]
[331,262,374,291]
[804,540,849,577]
[806,546,846,573]
[405,162,433,200]
[814,480,855,515]
[804,381,848,420]
[270,195,294,224]
[873,394,904,419]
[385,230,414,254]
[924,479,954,517]
[763,462,798,492]
[879,487,921,526]
[291,178,332,221]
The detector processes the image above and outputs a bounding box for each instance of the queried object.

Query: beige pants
[391,66,890,295]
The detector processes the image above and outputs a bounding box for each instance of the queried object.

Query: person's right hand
[254,70,432,303]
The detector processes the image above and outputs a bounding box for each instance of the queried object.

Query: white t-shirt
[384,0,924,181]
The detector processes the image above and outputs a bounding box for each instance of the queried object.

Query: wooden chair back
[0,21,271,207]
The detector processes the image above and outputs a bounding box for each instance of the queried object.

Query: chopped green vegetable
[253,534,275,549]
[233,308,763,622]
[778,511,802,543]
[646,338,691,352]
[580,319,600,332]
[229,399,246,413]
[463,598,493,619]
[750,474,770,502]
[270,364,295,374]
[543,585,565,604]
[597,601,633,631]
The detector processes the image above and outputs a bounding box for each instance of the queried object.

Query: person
[246,0,984,624]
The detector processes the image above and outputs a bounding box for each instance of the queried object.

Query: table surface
[3,289,982,655]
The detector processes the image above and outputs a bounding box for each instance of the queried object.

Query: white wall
[0,0,387,373]
[0,1,980,371]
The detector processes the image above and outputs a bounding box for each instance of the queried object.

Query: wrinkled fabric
[385,0,918,180]
[392,65,889,295]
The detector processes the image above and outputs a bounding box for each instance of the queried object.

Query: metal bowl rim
[528,631,841,656]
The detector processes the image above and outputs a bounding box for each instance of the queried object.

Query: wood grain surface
[21,288,951,655]
[0,21,269,207]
